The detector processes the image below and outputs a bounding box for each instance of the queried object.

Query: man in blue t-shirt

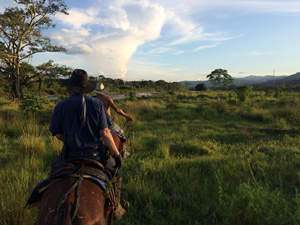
[49,69,128,221]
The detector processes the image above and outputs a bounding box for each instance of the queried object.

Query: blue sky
[1,0,300,81]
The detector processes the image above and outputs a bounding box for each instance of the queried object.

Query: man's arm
[100,127,120,156]
[107,96,132,121]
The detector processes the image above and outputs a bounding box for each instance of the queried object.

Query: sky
[1,0,300,82]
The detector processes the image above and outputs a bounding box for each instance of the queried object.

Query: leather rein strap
[54,164,84,224]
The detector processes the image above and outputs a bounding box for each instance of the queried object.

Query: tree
[35,60,73,94]
[8,60,72,96]
[235,85,252,102]
[206,69,233,90]
[195,83,207,91]
[0,0,68,98]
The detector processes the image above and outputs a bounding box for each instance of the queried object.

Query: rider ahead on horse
[49,69,129,221]
[93,82,132,157]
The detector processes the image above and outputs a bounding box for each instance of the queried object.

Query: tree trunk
[15,73,20,98]
[38,77,42,96]
[14,58,21,98]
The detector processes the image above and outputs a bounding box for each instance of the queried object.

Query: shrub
[19,95,49,114]
[129,92,138,101]
[59,95,68,100]
[264,89,274,97]
[195,83,207,91]
[235,85,253,102]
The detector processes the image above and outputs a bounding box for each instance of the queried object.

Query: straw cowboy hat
[93,82,109,94]
[60,69,96,94]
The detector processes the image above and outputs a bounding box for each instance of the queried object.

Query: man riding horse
[49,69,129,221]
[93,82,132,158]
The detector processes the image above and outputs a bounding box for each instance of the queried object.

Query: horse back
[37,178,106,225]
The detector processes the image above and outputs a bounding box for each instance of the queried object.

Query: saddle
[25,158,114,209]
[110,130,126,145]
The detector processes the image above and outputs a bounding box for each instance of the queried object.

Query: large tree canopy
[206,68,234,90]
[0,0,68,98]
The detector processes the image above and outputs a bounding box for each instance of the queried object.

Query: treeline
[98,75,189,93]
[0,74,189,98]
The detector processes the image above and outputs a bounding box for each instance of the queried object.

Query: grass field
[1,91,300,225]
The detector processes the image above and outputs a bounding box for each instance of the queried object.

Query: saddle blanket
[25,175,107,209]
[110,130,126,143]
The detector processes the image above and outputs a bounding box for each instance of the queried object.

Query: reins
[54,164,85,224]
[121,120,133,139]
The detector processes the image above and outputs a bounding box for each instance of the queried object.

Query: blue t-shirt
[49,93,112,151]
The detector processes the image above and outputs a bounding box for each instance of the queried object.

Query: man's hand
[114,154,123,169]
[126,116,133,122]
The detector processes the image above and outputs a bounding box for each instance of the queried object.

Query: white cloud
[51,0,167,79]
[193,43,219,52]
[55,8,100,29]
[168,27,205,46]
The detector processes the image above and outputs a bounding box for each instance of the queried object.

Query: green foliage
[235,85,253,102]
[273,117,288,129]
[19,95,49,114]
[238,107,273,122]
[156,138,170,159]
[129,91,138,101]
[2,91,300,225]
[218,182,291,225]
[206,68,234,90]
[58,95,68,101]
[195,83,207,91]
[0,100,10,108]
[0,1,68,98]
[165,92,179,110]
[99,75,189,93]
[264,89,275,97]
[274,89,282,99]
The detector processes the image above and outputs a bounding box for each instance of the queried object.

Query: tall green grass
[1,92,300,225]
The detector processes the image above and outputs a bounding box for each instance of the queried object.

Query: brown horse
[36,132,123,225]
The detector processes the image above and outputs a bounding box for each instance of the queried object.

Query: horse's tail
[55,195,73,225]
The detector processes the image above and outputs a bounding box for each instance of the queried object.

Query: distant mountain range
[181,72,300,88]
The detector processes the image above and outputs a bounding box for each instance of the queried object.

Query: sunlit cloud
[55,8,100,29]
[51,0,167,79]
